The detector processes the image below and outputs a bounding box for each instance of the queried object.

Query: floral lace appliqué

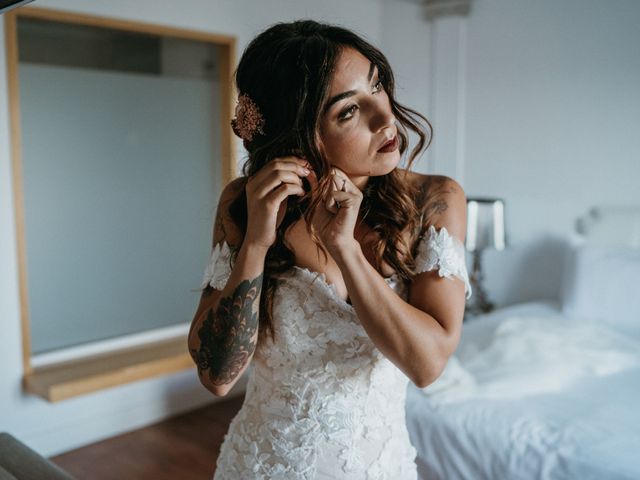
[414,225,473,299]
[200,241,233,290]
[211,253,418,479]
[202,229,469,478]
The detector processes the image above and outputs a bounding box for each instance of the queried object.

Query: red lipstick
[377,136,398,153]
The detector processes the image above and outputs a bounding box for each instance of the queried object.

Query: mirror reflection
[17,17,225,354]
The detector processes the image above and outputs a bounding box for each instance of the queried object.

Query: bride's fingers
[331,166,353,185]
[255,171,306,198]
[326,195,338,214]
[331,173,349,193]
[325,191,358,214]
[267,182,306,207]
[305,169,318,191]
[251,158,308,183]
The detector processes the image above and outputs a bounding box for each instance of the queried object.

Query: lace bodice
[201,227,471,479]
[201,225,472,298]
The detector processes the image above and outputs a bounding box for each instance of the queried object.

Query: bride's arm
[190,157,310,395]
[188,179,267,397]
[334,176,468,388]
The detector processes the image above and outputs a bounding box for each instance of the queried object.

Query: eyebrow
[323,62,377,113]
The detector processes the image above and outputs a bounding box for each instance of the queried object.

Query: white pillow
[561,242,640,338]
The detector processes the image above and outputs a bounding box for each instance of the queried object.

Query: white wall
[382,0,640,306]
[476,0,639,305]
[0,0,385,457]
[464,0,640,232]
[2,0,639,458]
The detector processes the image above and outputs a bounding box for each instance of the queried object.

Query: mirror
[7,8,235,362]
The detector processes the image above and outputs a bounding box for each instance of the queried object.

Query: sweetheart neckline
[291,265,399,282]
[284,265,401,311]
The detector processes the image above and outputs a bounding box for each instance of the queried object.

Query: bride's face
[318,47,400,190]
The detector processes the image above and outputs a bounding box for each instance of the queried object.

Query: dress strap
[414,226,472,299]
[200,241,233,290]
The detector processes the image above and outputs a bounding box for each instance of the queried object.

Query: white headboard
[576,206,640,248]
[562,205,640,337]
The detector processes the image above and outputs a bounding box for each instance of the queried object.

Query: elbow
[412,374,430,390]
[190,365,235,398]
[411,326,462,388]
[188,342,233,398]
[190,352,243,397]
[204,381,234,397]
[410,353,448,389]
[411,371,440,390]
[195,368,236,397]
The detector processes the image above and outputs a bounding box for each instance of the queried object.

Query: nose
[370,98,395,133]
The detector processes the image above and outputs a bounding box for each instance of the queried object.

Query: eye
[338,104,359,122]
[372,77,384,94]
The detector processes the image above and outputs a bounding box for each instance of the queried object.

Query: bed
[405,207,640,480]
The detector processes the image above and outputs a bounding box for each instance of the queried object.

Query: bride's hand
[310,166,363,256]
[244,156,310,250]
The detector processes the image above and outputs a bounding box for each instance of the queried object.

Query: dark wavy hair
[223,20,432,340]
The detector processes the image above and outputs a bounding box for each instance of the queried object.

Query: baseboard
[20,369,248,458]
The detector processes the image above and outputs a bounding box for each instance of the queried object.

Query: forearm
[333,243,451,387]
[188,242,268,395]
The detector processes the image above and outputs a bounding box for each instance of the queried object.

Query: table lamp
[465,197,506,315]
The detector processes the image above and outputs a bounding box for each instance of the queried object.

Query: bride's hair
[225,20,432,340]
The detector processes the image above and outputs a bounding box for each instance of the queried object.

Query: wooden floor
[50,394,244,480]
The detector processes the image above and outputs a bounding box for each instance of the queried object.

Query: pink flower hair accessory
[231,93,265,142]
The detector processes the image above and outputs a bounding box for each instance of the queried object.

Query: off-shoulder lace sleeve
[200,241,233,290]
[414,225,472,299]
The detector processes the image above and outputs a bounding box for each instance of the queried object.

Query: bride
[188,19,471,479]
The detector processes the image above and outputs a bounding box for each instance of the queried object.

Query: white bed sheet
[405,301,640,480]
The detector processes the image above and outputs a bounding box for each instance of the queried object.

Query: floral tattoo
[191,274,262,386]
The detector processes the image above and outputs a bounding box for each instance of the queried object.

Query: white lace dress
[201,226,472,479]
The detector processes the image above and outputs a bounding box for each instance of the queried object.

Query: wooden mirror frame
[4,6,237,401]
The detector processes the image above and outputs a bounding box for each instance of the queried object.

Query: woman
[188,19,472,479]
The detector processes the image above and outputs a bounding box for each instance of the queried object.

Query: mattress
[405,301,640,480]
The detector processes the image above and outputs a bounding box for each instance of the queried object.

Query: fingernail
[302,168,311,175]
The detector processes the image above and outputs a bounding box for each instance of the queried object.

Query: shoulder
[213,176,248,247]
[220,176,248,204]
[404,170,467,242]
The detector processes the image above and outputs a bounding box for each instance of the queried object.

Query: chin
[372,151,401,176]
[338,153,401,183]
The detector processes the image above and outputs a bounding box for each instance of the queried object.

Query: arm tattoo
[214,210,227,246]
[418,176,458,225]
[190,274,262,386]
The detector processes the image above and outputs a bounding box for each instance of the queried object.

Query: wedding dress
[200,225,472,479]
